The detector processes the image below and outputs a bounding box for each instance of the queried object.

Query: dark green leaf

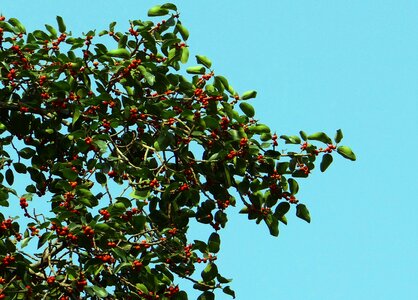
[217,274,232,284]
[201,263,218,282]
[56,16,66,33]
[334,129,343,143]
[38,232,53,249]
[5,169,14,186]
[161,3,177,10]
[197,291,215,300]
[172,291,188,300]
[300,131,308,141]
[239,206,249,214]
[264,214,279,236]
[223,286,236,299]
[18,147,36,159]
[62,168,78,181]
[274,202,290,219]
[320,153,333,172]
[208,232,220,253]
[95,172,107,184]
[288,178,299,195]
[296,204,311,223]
[13,163,26,174]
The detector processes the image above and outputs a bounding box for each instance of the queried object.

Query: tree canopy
[0,3,355,299]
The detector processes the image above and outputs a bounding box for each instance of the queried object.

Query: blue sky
[2,1,417,299]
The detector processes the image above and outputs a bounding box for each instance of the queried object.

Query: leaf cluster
[0,4,355,299]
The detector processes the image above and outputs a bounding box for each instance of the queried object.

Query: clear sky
[2,1,418,299]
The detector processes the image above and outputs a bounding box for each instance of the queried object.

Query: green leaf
[9,18,26,33]
[45,24,57,38]
[201,263,218,281]
[197,291,215,300]
[95,172,107,184]
[337,146,356,161]
[334,129,343,143]
[239,206,249,214]
[288,178,299,195]
[5,169,14,186]
[264,214,279,237]
[259,132,272,142]
[56,16,66,33]
[148,5,170,16]
[62,168,78,181]
[72,108,80,125]
[139,67,156,86]
[38,232,53,249]
[153,132,171,151]
[172,291,188,300]
[307,132,332,144]
[248,124,270,134]
[20,237,31,249]
[95,223,111,232]
[176,23,189,40]
[186,66,206,74]
[274,202,290,218]
[109,21,117,32]
[92,285,109,297]
[296,204,311,223]
[18,147,36,159]
[320,153,333,172]
[118,34,128,49]
[181,47,190,64]
[161,3,178,10]
[217,274,232,284]
[280,135,301,144]
[300,131,308,141]
[110,201,126,216]
[78,197,93,208]
[223,286,236,299]
[196,55,212,68]
[239,102,255,118]
[13,162,26,174]
[208,232,220,253]
[107,48,130,59]
[241,90,257,100]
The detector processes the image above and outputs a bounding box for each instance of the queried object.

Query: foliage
[0,4,355,299]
